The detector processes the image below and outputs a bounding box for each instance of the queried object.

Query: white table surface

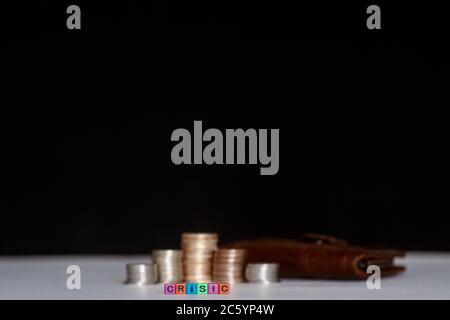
[0,252,449,300]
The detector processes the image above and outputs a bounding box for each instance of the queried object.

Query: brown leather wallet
[226,233,406,280]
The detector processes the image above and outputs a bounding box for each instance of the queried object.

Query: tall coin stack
[213,249,247,283]
[152,250,183,283]
[181,233,218,282]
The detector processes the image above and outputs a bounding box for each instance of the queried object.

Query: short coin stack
[181,233,218,282]
[152,250,183,283]
[213,249,247,283]
[245,263,280,283]
[124,263,158,285]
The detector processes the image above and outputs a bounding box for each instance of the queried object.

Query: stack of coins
[152,250,183,283]
[245,263,280,283]
[213,249,247,283]
[124,263,158,285]
[181,233,218,282]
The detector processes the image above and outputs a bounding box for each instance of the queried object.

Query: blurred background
[2,1,450,254]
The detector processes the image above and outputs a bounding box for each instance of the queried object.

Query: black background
[3,1,450,254]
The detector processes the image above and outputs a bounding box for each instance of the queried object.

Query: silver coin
[152,250,184,283]
[124,263,158,285]
[245,263,280,283]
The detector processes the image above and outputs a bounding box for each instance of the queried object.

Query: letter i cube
[186,283,198,294]
[208,283,219,294]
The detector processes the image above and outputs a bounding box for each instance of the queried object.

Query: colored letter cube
[219,283,230,294]
[164,284,176,295]
[175,283,186,294]
[197,283,208,294]
[186,283,198,294]
[208,283,219,294]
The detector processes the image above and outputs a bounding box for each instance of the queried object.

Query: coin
[182,233,219,239]
[124,263,158,285]
[152,250,183,283]
[181,233,218,282]
[212,249,247,283]
[245,263,280,283]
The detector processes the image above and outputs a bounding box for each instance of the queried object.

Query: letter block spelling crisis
[164,283,230,294]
